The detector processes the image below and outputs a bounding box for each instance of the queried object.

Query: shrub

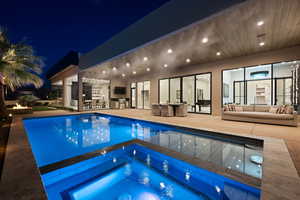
[18,95,40,106]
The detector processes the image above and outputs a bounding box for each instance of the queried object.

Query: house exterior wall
[116,45,300,116]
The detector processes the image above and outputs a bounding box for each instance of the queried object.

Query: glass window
[247,79,272,105]
[273,61,294,78]
[196,74,211,113]
[159,79,169,104]
[170,78,181,103]
[182,76,195,112]
[246,65,271,80]
[143,81,150,109]
[82,78,110,110]
[137,82,143,109]
[65,75,78,110]
[223,68,244,105]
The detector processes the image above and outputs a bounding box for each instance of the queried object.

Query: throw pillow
[278,105,287,114]
[285,106,294,114]
[269,107,278,114]
[235,106,243,112]
[223,105,228,111]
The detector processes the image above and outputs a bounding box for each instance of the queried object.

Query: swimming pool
[42,144,260,200]
[23,113,263,179]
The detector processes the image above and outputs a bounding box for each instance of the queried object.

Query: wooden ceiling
[83,0,300,79]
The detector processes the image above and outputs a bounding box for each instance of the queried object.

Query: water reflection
[54,115,262,178]
[131,124,263,179]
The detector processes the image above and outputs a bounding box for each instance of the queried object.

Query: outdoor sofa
[222,105,298,127]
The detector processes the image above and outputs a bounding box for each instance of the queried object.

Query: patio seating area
[152,103,188,117]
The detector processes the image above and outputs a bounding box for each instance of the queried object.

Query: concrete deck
[0,109,299,199]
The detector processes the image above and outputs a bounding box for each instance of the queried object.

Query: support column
[78,72,83,112]
[63,78,68,107]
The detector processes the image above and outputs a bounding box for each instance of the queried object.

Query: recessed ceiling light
[167,49,173,54]
[202,37,208,43]
[143,57,148,61]
[132,71,136,74]
[216,52,221,56]
[259,42,265,46]
[186,58,191,63]
[122,73,125,77]
[102,70,106,74]
[126,62,130,67]
[146,67,150,71]
[112,67,117,71]
[163,64,168,68]
[257,20,264,26]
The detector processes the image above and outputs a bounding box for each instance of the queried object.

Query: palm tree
[0,27,43,117]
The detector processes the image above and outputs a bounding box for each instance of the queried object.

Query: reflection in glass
[159,79,169,104]
[196,74,211,113]
[170,78,181,103]
[137,82,143,109]
[183,76,195,112]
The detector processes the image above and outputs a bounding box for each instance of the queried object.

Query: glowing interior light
[112,67,117,71]
[167,49,173,54]
[8,113,13,117]
[126,62,130,67]
[146,67,150,71]
[121,74,125,77]
[186,58,191,63]
[133,71,136,74]
[133,149,136,155]
[143,57,148,61]
[113,157,117,163]
[163,64,168,68]
[216,52,221,56]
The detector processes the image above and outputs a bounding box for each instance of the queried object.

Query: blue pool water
[23,113,263,178]
[42,144,260,200]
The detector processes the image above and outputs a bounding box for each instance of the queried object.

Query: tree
[0,27,43,117]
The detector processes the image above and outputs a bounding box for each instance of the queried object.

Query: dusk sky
[0,0,170,76]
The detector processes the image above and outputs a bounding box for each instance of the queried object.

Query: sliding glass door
[133,81,150,109]
[130,83,136,108]
[182,76,195,112]
[159,73,212,114]
[159,79,169,104]
[195,74,211,114]
[275,78,292,105]
[170,78,181,103]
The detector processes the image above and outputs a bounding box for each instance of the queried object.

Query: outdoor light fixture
[143,57,148,61]
[146,67,150,71]
[126,62,130,67]
[259,42,265,46]
[257,20,264,26]
[167,49,173,54]
[164,64,168,68]
[122,73,125,77]
[186,58,191,63]
[216,52,221,56]
[202,37,208,43]
[133,71,136,74]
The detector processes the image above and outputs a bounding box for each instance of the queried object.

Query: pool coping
[0,111,299,199]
